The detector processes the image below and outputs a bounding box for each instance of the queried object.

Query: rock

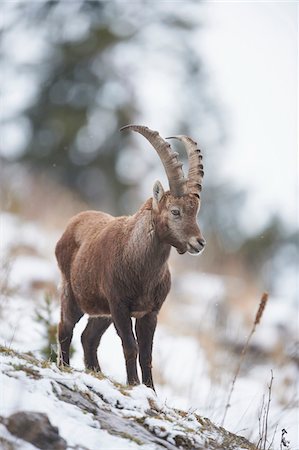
[6,411,67,450]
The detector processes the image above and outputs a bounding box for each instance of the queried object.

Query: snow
[2,350,234,450]
[174,271,226,302]
[1,212,59,258]
[0,347,261,449]
[8,255,57,292]
[1,212,298,448]
[0,354,157,449]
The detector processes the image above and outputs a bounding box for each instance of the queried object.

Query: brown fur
[56,188,205,390]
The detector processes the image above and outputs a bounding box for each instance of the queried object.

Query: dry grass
[221,292,269,427]
[257,370,275,450]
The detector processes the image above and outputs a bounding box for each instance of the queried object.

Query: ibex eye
[171,209,180,216]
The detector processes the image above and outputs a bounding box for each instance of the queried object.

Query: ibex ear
[152,180,164,210]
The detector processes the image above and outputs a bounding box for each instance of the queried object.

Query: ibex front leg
[111,303,140,386]
[135,312,157,391]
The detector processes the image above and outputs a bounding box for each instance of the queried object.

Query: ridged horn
[166,135,204,197]
[120,125,186,197]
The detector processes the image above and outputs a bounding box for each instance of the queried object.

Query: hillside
[0,345,258,450]
[0,211,297,449]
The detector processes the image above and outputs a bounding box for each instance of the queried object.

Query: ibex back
[56,125,205,390]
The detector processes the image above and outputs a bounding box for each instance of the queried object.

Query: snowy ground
[0,346,258,450]
[1,212,298,449]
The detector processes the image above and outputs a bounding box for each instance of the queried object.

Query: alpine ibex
[56,125,205,390]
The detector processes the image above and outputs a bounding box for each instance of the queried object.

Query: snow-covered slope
[1,211,298,449]
[0,345,257,450]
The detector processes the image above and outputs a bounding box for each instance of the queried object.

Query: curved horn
[166,135,204,197]
[120,125,186,197]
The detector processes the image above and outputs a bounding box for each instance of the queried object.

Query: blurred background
[1,1,298,447]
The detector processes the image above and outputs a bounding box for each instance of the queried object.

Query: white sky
[199,1,298,230]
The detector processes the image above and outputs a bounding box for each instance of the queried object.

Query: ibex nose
[197,238,206,250]
[187,237,206,255]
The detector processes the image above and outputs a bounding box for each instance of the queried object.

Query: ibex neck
[125,201,171,267]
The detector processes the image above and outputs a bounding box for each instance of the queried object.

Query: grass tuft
[11,363,41,379]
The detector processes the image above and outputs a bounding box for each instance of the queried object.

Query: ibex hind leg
[57,283,83,368]
[81,317,112,372]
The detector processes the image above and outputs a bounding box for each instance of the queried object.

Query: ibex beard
[56,125,205,391]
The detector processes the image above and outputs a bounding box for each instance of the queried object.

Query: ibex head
[120,125,206,255]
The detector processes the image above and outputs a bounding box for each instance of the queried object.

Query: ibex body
[56,125,205,390]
